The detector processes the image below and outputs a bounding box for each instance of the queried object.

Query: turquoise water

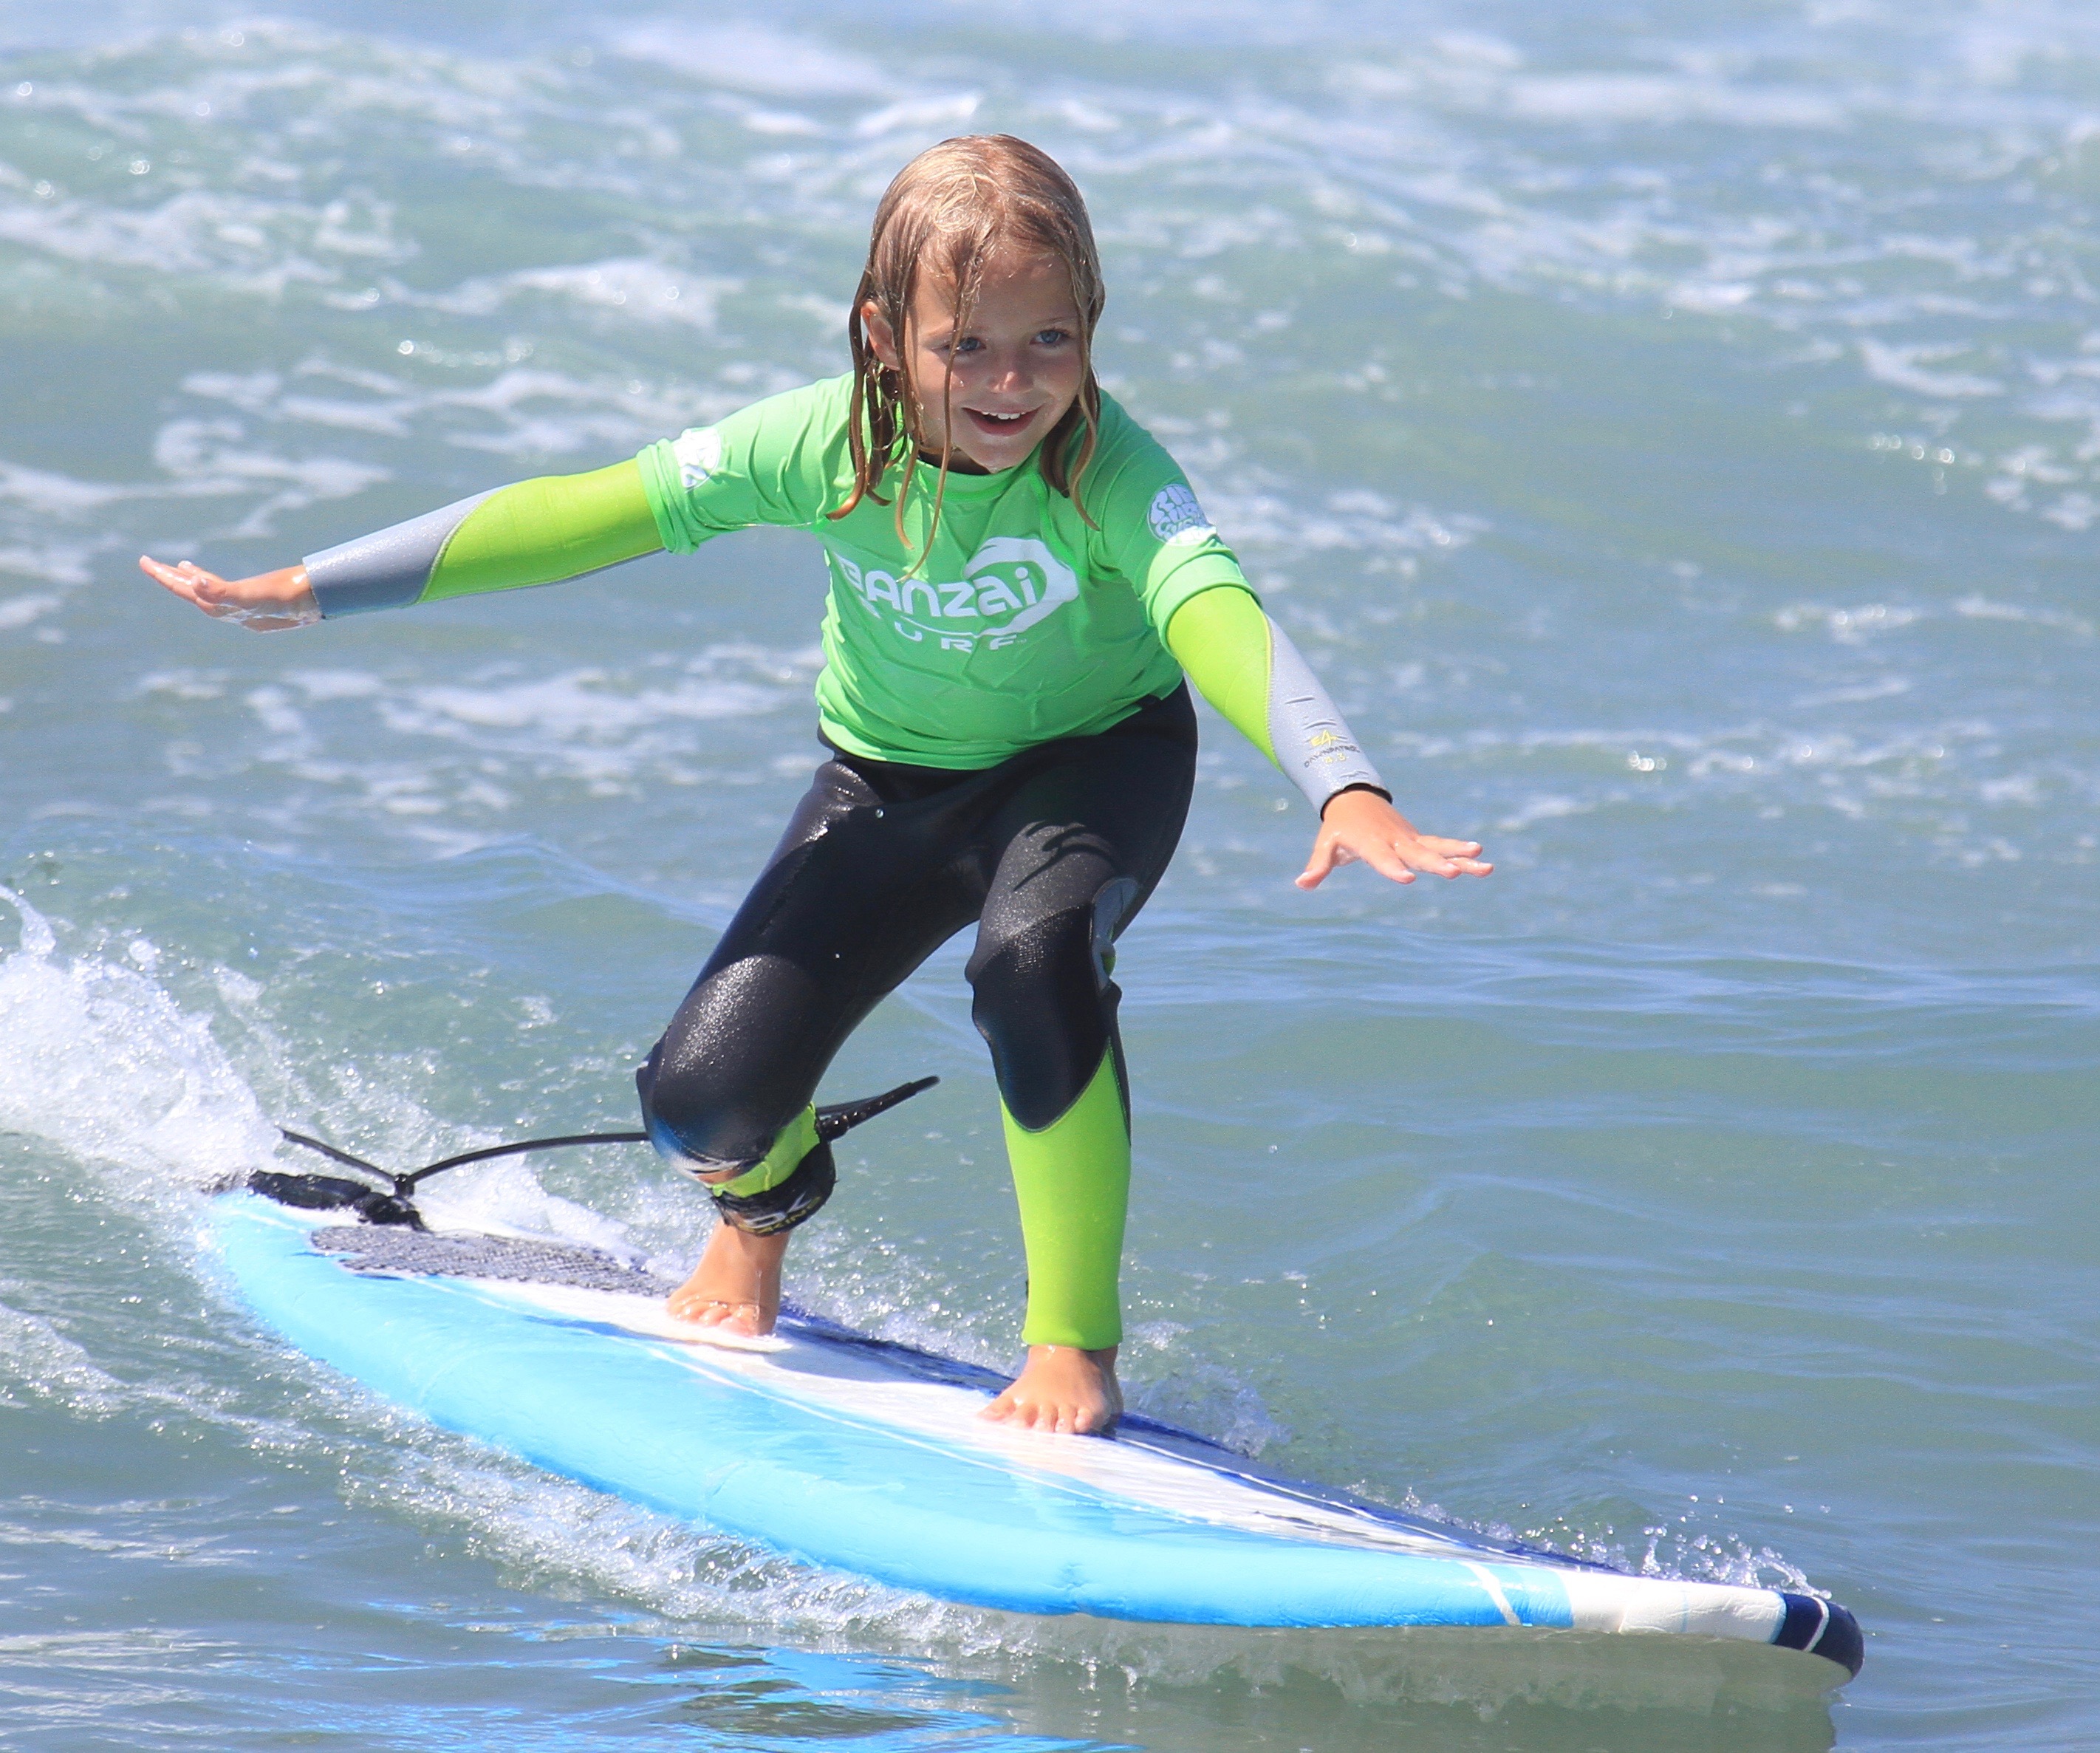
[1,2,2095,1746]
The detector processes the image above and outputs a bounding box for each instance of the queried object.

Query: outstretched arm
[1163,584,1492,889]
[142,459,663,629]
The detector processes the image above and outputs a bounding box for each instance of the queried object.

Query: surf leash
[248,1075,940,1229]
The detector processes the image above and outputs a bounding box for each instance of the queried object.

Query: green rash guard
[297,377,1391,1353]
[300,372,1387,808]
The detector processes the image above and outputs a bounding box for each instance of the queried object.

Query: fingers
[1299,828,1493,889]
[1308,829,1417,887]
[139,554,198,599]
[140,555,233,615]
[1355,838,1421,885]
[140,556,320,631]
[140,555,219,587]
[1383,835,1491,879]
[1294,838,1338,890]
[1419,838,1494,875]
[1296,834,1367,889]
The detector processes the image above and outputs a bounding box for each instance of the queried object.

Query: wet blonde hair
[832,134,1105,550]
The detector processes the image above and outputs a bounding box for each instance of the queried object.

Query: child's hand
[1296,788,1494,890]
[139,556,320,630]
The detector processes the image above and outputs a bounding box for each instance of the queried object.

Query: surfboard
[207,1192,1863,1678]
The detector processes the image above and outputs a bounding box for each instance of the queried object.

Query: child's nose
[983,349,1030,391]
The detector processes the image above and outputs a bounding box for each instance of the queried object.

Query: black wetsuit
[637,685,1195,1194]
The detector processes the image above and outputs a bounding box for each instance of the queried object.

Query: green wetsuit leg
[1001,1045,1130,1350]
[963,692,1196,1354]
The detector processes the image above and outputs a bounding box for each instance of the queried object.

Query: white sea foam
[0,592,62,629]
[135,668,227,700]
[1860,339,2004,399]
[0,541,103,587]
[177,357,693,464]
[1772,601,1921,643]
[0,890,278,1191]
[1201,482,1485,581]
[0,421,388,561]
[1499,74,1850,130]
[123,643,822,834]
[1952,593,2096,635]
[0,1296,129,1415]
[607,22,890,97]
[405,259,735,332]
[0,460,126,517]
[1497,795,1595,833]
[0,890,650,1263]
[395,671,781,739]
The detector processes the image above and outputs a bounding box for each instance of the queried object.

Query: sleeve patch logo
[672,426,722,491]
[1147,482,1217,547]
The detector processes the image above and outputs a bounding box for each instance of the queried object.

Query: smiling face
[863,245,1086,475]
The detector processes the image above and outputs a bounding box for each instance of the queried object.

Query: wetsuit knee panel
[635,1042,763,1169]
[967,878,1141,1130]
[967,917,1112,1130]
[967,876,1139,1000]
[634,960,829,1168]
[636,1045,838,1234]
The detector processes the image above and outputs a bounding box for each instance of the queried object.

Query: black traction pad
[311,1225,674,1296]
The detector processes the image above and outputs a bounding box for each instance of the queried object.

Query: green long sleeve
[304,460,662,615]
[1165,584,1388,810]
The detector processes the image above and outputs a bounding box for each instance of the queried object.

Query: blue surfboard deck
[208,1195,1861,1675]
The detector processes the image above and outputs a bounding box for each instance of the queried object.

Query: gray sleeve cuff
[1265,618,1388,810]
[303,491,493,617]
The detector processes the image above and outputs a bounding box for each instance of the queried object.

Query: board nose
[1774,1591,1865,1678]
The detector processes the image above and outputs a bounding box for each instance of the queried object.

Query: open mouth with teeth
[963,406,1037,438]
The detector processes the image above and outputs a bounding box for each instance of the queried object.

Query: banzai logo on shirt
[829,537,1080,652]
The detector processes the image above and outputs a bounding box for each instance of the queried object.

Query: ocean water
[1,1,2095,1746]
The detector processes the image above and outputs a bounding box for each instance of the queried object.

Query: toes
[667,1294,759,1331]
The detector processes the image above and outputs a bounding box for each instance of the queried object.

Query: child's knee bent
[967,879,1136,1129]
[635,1046,835,1235]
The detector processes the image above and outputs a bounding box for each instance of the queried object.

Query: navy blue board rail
[208,1196,1861,1677]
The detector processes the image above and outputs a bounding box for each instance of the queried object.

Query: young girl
[143,135,1490,1436]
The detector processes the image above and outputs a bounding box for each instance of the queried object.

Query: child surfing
[143,135,1491,1437]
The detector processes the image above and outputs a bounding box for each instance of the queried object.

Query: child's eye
[948,336,983,355]
[1034,328,1071,346]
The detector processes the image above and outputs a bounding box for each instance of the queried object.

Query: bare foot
[666,1221,788,1337]
[980,1344,1121,1436]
